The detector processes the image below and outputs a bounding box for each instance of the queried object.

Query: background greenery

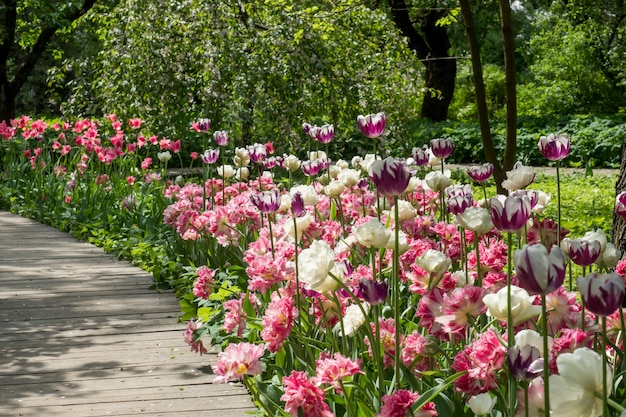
[3,0,625,166]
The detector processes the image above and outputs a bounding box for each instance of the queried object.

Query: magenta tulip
[357,112,386,138]
[538,133,570,161]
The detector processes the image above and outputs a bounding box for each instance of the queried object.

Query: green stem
[292,214,301,315]
[541,293,551,417]
[475,233,483,287]
[602,316,608,417]
[556,162,562,243]
[393,196,401,389]
[267,214,275,259]
[507,232,516,417]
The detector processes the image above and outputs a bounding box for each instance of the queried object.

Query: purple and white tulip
[315,124,334,144]
[250,188,281,213]
[201,149,219,164]
[369,157,411,197]
[247,143,267,164]
[577,272,625,316]
[429,137,454,159]
[357,278,388,305]
[411,145,430,167]
[357,112,386,139]
[538,133,571,161]
[466,163,494,183]
[561,238,602,267]
[615,191,626,220]
[514,243,566,295]
[213,130,229,146]
[489,194,532,233]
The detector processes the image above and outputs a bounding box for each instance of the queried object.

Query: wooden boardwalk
[0,211,257,417]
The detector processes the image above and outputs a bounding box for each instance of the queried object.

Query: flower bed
[1,114,625,417]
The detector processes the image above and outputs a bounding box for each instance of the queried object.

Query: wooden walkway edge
[0,211,257,417]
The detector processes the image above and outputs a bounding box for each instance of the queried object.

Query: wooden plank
[0,211,256,417]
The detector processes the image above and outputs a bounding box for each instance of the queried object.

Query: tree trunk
[0,0,97,122]
[386,0,456,121]
[499,0,517,171]
[458,0,506,193]
[0,77,15,122]
[613,136,626,253]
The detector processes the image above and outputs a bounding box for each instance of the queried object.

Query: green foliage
[393,115,626,169]
[530,173,616,238]
[64,0,423,156]
[516,3,626,117]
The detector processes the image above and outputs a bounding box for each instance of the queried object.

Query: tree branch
[8,0,97,96]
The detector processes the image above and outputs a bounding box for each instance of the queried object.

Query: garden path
[0,211,256,417]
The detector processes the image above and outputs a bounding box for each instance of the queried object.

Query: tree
[384,0,457,121]
[0,0,113,121]
[67,0,424,154]
[458,0,517,193]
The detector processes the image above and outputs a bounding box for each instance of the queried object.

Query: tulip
[424,170,452,192]
[250,188,281,214]
[514,243,566,295]
[508,345,543,381]
[298,240,337,293]
[353,218,391,249]
[196,118,211,132]
[416,249,451,286]
[282,154,301,172]
[411,145,430,167]
[291,192,306,217]
[429,137,454,159]
[466,163,494,182]
[213,130,229,146]
[581,229,607,254]
[615,191,626,219]
[549,347,611,417]
[247,143,267,164]
[468,393,497,416]
[201,149,219,164]
[560,238,601,267]
[369,157,411,197]
[538,133,571,161]
[357,278,388,305]
[301,160,321,177]
[501,162,536,191]
[490,194,531,233]
[577,272,625,316]
[595,242,622,269]
[357,112,386,138]
[455,206,494,234]
[157,151,171,163]
[445,184,474,215]
[482,285,542,325]
[510,189,539,211]
[315,124,334,144]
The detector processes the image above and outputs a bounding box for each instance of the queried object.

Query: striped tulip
[430,137,454,159]
[577,272,625,316]
[357,112,386,138]
[466,163,494,182]
[251,188,281,213]
[514,243,566,295]
[369,157,411,197]
[538,133,570,161]
[489,194,531,233]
